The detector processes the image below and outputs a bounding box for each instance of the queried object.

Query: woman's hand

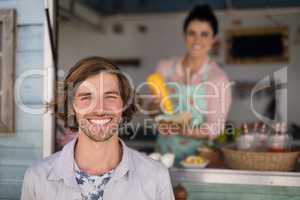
[147,97,162,117]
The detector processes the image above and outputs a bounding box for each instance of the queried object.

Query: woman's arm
[146,59,172,118]
[181,75,232,139]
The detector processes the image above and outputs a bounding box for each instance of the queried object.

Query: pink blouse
[155,57,232,137]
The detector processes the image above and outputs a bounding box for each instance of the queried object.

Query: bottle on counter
[252,122,259,149]
[268,123,292,152]
[236,123,255,151]
[255,123,268,151]
[252,122,259,136]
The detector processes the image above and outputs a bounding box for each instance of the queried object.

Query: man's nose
[92,97,105,113]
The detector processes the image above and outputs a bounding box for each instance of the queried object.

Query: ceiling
[80,0,300,15]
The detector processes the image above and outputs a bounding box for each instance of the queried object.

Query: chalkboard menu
[226,27,289,64]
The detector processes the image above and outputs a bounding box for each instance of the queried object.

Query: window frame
[0,9,16,133]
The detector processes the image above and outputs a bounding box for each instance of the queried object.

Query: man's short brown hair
[57,56,137,131]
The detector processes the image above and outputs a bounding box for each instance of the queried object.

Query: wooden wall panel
[16,51,43,76]
[0,0,44,199]
[0,131,42,148]
[0,0,44,25]
[17,25,43,52]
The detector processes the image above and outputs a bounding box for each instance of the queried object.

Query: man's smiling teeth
[89,119,112,125]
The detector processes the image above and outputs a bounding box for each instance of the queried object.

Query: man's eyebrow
[105,91,120,95]
[77,92,92,97]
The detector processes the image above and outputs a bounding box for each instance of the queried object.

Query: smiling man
[21,57,175,200]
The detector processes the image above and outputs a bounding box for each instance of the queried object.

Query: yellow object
[147,73,173,114]
[184,155,206,165]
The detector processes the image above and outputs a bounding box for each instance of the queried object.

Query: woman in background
[149,4,232,162]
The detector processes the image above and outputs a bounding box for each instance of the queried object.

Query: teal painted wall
[0,0,44,199]
[182,182,300,200]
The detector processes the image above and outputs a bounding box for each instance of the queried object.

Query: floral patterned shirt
[75,164,114,200]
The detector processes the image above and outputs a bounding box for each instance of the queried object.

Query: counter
[170,167,300,187]
[170,167,300,200]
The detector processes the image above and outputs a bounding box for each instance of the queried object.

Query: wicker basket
[222,148,300,171]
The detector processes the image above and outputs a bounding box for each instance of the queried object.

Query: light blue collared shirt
[21,138,175,200]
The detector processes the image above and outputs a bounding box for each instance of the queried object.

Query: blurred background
[57,0,300,150]
[0,0,299,199]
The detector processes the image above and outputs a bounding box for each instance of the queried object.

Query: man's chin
[85,132,115,142]
[81,128,118,142]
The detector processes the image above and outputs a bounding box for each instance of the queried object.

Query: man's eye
[80,96,91,100]
[106,95,118,99]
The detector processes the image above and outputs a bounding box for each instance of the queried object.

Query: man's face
[73,72,124,142]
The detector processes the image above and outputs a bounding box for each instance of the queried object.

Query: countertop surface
[170,166,300,187]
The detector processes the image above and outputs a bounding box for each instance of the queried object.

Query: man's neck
[74,133,122,175]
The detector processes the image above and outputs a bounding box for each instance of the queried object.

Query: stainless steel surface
[170,167,300,187]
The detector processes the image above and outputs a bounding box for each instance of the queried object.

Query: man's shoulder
[25,151,61,177]
[126,147,173,194]
[127,147,168,173]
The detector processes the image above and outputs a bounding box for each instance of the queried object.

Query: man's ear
[68,104,78,129]
[69,102,76,117]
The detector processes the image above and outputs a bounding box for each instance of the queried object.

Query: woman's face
[184,20,215,59]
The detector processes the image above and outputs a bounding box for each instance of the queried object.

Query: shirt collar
[47,137,133,188]
[175,56,210,79]
[111,139,133,181]
[48,138,79,189]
